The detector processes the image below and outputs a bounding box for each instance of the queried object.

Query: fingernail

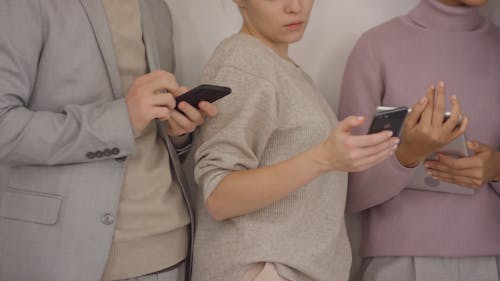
[387,131,393,137]
[439,81,444,87]
[394,139,400,145]
[451,95,457,100]
[357,116,364,121]
[419,96,427,104]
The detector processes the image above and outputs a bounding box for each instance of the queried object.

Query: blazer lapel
[79,0,123,99]
[139,0,161,72]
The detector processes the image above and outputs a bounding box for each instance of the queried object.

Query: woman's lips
[285,21,304,31]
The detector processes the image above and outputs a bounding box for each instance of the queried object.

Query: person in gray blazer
[0,1,217,281]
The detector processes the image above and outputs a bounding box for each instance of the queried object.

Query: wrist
[304,143,334,176]
[395,144,424,168]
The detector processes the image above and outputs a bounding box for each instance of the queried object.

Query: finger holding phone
[126,70,179,137]
[424,141,500,189]
[396,81,469,167]
[126,70,219,137]
[316,116,400,173]
[163,86,219,137]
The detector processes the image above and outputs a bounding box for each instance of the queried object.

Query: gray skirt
[359,256,500,281]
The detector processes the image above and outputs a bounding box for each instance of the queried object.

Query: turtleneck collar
[408,0,485,32]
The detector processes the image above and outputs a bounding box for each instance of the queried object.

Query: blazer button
[101,213,115,225]
[111,147,120,155]
[115,156,127,163]
[95,151,104,158]
[86,152,95,159]
[103,149,112,157]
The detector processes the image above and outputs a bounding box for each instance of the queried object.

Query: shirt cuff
[171,133,193,156]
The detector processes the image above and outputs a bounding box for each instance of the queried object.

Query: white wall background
[164,0,500,279]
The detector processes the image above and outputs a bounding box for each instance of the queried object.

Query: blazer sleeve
[0,1,135,166]
[338,34,416,214]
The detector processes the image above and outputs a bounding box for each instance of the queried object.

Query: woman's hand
[314,115,400,173]
[204,115,397,221]
[396,82,468,167]
[424,141,500,189]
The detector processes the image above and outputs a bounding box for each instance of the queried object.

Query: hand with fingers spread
[316,116,400,173]
[424,141,500,189]
[396,81,469,167]
[125,70,180,136]
[163,87,218,137]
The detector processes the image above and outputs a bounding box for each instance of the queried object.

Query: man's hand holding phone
[165,86,219,137]
[125,70,218,137]
[166,84,229,136]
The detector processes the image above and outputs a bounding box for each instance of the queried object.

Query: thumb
[468,140,490,153]
[338,116,365,133]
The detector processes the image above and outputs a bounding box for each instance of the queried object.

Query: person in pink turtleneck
[339,0,500,280]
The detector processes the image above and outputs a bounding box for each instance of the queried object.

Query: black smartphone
[175,84,231,110]
[368,106,408,136]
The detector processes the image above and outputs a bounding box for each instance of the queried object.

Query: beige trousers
[240,263,290,281]
[113,262,184,281]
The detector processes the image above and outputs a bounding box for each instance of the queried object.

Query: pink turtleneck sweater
[339,0,500,257]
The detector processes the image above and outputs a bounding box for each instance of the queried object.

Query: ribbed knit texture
[101,1,189,280]
[339,0,500,258]
[192,34,351,281]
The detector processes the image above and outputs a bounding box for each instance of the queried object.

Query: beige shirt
[101,1,189,280]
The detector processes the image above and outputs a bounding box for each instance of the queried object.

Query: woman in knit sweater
[191,1,400,281]
[339,0,500,280]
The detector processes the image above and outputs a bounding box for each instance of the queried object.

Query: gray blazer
[0,1,194,280]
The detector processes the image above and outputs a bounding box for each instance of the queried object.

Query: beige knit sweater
[192,34,351,281]
[101,1,189,280]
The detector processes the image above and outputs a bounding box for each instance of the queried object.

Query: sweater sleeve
[194,66,278,202]
[338,34,416,214]
[491,151,500,194]
[491,181,500,194]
